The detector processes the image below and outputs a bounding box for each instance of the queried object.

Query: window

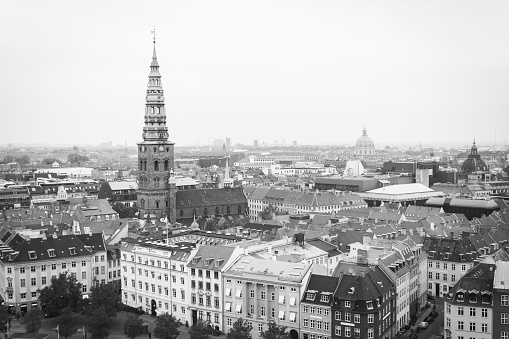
[345,301,351,308]
[258,324,263,333]
[482,308,487,318]
[20,267,25,274]
[447,304,451,314]
[503,331,509,339]
[344,327,351,337]
[436,262,440,268]
[503,295,509,306]
[310,320,315,329]
[31,278,36,286]
[482,323,487,333]
[436,273,440,280]
[443,263,448,269]
[354,314,360,323]
[335,311,341,321]
[250,290,255,298]
[42,277,47,285]
[458,306,464,315]
[82,272,86,279]
[344,313,351,322]
[443,274,447,281]
[428,261,433,268]
[368,314,374,323]
[458,321,464,330]
[451,264,456,270]
[502,313,508,324]
[367,328,373,339]
[470,308,476,317]
[452,275,456,282]
[335,326,341,336]
[469,322,475,331]
[446,317,450,328]
[30,266,36,272]
[354,328,360,338]
[20,279,25,287]
[261,291,266,300]
[462,264,466,271]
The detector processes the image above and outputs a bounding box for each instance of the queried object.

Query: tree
[86,305,109,339]
[260,322,290,339]
[112,202,138,219]
[67,153,89,164]
[125,313,144,339]
[15,155,30,165]
[226,318,252,339]
[38,273,83,317]
[58,308,79,339]
[189,320,210,339]
[153,313,180,339]
[20,309,43,333]
[0,306,10,333]
[259,204,276,220]
[87,283,121,318]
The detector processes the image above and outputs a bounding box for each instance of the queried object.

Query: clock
[159,146,164,152]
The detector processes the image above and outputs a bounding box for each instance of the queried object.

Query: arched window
[140,199,145,209]
[180,210,184,217]
[215,207,219,215]
[154,161,159,171]
[203,208,208,216]
[227,206,231,214]
[155,201,159,209]
[143,161,147,172]
[164,160,169,171]
[238,205,242,214]
[139,160,143,171]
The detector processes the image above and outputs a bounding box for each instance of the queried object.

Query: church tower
[137,33,175,221]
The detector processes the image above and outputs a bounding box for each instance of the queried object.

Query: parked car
[418,322,428,329]
[430,310,439,318]
[425,316,435,323]
[409,334,419,339]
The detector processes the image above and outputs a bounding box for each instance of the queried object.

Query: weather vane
[151,26,156,43]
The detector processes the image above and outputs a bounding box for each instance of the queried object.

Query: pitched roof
[176,187,247,209]
[1,233,95,263]
[187,245,239,271]
[302,274,340,305]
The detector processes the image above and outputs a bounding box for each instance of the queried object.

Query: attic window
[28,251,37,260]
[84,246,92,252]
[320,295,330,302]
[47,249,56,257]
[366,301,373,309]
[306,293,315,301]
[69,247,76,255]
[443,252,450,259]
[348,287,355,294]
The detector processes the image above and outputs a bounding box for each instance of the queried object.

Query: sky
[1,0,508,149]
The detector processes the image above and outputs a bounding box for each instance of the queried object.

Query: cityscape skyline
[1,1,508,147]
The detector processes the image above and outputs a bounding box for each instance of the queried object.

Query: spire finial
[151,26,156,44]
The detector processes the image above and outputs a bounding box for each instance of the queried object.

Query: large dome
[461,140,488,173]
[355,127,375,156]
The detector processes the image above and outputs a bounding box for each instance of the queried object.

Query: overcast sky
[1,1,508,149]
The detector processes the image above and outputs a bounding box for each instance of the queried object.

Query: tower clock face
[159,146,164,152]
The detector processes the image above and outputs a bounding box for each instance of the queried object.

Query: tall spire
[363,125,367,136]
[142,27,169,142]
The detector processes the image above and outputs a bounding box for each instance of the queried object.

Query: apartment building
[332,263,397,339]
[493,261,509,339]
[120,237,197,322]
[300,274,338,339]
[0,232,96,314]
[186,245,244,330]
[223,256,313,339]
[444,261,495,339]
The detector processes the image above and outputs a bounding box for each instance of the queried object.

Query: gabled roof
[176,187,247,209]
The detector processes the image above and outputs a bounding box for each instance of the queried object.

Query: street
[399,298,444,339]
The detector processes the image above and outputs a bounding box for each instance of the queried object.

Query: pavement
[5,311,226,339]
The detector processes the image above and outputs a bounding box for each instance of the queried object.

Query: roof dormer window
[69,247,76,255]
[306,293,315,301]
[320,295,330,302]
[366,301,373,309]
[47,249,56,258]
[28,251,37,260]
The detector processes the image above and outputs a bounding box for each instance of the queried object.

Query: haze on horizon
[1,1,508,149]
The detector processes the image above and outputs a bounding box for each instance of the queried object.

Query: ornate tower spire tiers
[142,37,169,142]
[137,33,175,222]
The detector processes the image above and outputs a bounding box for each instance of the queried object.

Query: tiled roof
[176,187,247,208]
[1,233,95,263]
[423,236,479,262]
[187,245,238,271]
[302,274,340,305]
[448,262,496,305]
